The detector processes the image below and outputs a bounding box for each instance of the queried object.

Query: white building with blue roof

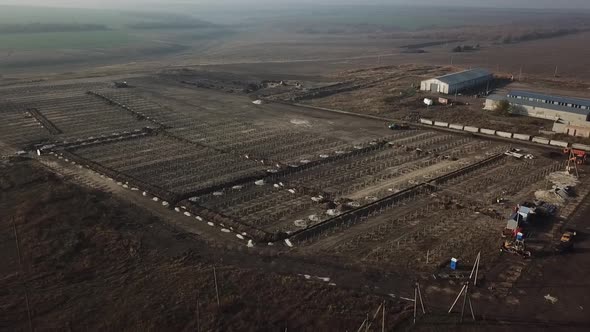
[484,90,590,123]
[420,68,493,95]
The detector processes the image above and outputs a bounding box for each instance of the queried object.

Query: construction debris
[544,294,558,304]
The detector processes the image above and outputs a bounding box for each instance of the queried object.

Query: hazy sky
[1,0,590,9]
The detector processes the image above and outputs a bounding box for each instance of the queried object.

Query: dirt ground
[1,159,411,331]
[2,58,590,332]
[406,180,590,331]
[4,157,588,331]
[256,64,563,136]
[3,23,590,84]
[235,63,590,139]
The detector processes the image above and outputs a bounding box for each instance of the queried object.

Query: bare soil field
[1,159,410,331]
[257,64,569,136]
[3,10,590,84]
[1,68,589,330]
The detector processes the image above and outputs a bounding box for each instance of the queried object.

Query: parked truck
[388,123,410,130]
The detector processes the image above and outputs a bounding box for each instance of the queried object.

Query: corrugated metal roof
[486,92,590,116]
[509,90,590,108]
[434,68,492,85]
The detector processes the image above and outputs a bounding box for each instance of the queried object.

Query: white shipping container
[449,124,464,130]
[513,134,531,141]
[420,118,433,125]
[480,128,496,135]
[463,126,479,133]
[496,131,513,139]
[549,140,569,148]
[532,137,550,145]
[434,121,449,128]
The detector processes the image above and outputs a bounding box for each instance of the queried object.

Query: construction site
[2,68,590,331]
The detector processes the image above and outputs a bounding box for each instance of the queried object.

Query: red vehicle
[563,148,587,165]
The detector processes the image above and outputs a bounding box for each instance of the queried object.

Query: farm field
[0,31,139,50]
[1,4,590,82]
[0,5,129,26]
[0,5,229,71]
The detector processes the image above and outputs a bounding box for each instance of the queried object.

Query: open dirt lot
[250,64,588,138]
[1,67,590,330]
[1,160,411,331]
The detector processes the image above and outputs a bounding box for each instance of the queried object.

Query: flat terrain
[246,64,588,138]
[2,4,590,329]
[1,160,410,331]
[0,31,138,49]
[1,4,590,82]
[2,69,589,330]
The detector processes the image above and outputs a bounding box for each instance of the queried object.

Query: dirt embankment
[0,159,407,331]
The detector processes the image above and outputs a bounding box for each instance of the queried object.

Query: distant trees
[501,28,580,44]
[451,44,480,52]
[494,99,511,115]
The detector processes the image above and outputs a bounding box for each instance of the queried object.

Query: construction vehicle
[501,239,531,258]
[501,232,531,258]
[563,148,587,165]
[555,229,577,253]
[388,123,410,130]
[113,81,129,88]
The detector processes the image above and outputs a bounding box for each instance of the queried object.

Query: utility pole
[448,282,475,322]
[413,287,418,324]
[357,314,368,332]
[213,266,220,306]
[566,149,579,178]
[469,252,481,286]
[196,294,201,332]
[449,252,480,322]
[554,65,559,77]
[413,281,426,324]
[13,218,33,332]
[382,301,386,332]
[365,302,383,331]
[416,282,426,314]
